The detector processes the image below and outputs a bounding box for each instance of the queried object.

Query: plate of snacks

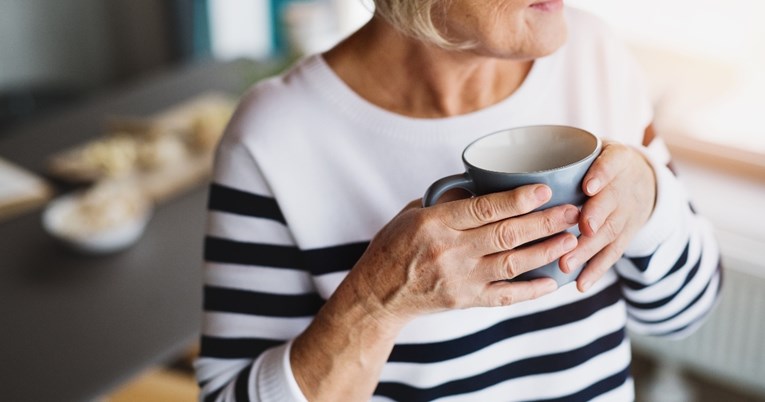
[42,181,152,254]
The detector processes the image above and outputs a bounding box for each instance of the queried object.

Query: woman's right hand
[292,184,580,401]
[345,184,581,327]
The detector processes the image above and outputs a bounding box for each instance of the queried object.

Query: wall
[0,0,112,91]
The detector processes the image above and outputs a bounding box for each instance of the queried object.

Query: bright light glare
[567,1,765,152]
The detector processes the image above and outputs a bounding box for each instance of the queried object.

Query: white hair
[372,0,474,50]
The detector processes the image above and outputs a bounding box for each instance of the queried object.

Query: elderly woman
[195,1,721,401]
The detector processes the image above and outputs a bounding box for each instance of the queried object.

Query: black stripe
[654,269,723,337]
[532,365,630,402]
[234,364,253,402]
[624,249,701,310]
[204,286,324,317]
[375,328,626,401]
[620,241,690,290]
[201,336,283,359]
[629,261,721,324]
[208,183,286,223]
[204,386,224,402]
[629,276,711,324]
[627,253,652,272]
[302,241,369,275]
[205,236,303,268]
[205,236,369,275]
[388,280,622,363]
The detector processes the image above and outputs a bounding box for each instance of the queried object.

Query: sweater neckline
[296,51,557,143]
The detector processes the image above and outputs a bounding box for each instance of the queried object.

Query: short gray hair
[373,0,474,50]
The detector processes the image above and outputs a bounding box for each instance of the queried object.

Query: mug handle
[422,173,477,207]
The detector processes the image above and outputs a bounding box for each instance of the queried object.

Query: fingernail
[580,280,592,292]
[566,257,579,271]
[564,207,579,224]
[586,179,601,195]
[562,236,577,251]
[588,218,599,233]
[535,186,551,201]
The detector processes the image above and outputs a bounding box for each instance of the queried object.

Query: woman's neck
[323,17,533,118]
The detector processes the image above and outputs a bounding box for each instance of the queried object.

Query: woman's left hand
[561,141,657,292]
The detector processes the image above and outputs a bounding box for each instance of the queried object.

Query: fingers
[477,277,559,307]
[479,232,578,282]
[582,143,629,197]
[439,184,552,230]
[561,212,628,291]
[575,240,628,292]
[466,204,579,254]
[578,187,619,237]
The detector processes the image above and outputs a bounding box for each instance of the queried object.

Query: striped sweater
[195,9,721,402]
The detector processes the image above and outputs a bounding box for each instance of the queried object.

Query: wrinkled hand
[561,142,657,292]
[345,184,581,326]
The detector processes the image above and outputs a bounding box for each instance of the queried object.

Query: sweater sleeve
[614,137,722,338]
[194,138,312,402]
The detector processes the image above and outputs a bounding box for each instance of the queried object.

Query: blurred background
[0,1,763,401]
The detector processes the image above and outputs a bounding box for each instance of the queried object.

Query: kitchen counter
[0,58,277,402]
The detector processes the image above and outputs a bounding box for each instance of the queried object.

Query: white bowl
[42,192,152,255]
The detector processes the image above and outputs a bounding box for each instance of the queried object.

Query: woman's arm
[197,139,583,401]
[562,124,722,336]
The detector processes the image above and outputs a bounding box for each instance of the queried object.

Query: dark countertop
[0,58,279,402]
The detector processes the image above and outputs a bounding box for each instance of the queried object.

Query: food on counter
[188,103,234,153]
[57,181,149,237]
[51,134,139,179]
[49,97,235,182]
[137,134,188,170]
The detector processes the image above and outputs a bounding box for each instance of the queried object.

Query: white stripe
[647,138,672,166]
[213,139,273,195]
[627,271,720,335]
[615,214,691,284]
[622,227,701,303]
[313,271,348,299]
[207,211,294,246]
[380,299,627,388]
[205,262,315,295]
[434,339,632,402]
[392,273,619,344]
[195,357,251,384]
[626,225,719,321]
[202,312,312,339]
[220,381,237,402]
[195,357,251,400]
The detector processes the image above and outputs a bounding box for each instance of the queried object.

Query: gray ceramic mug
[423,125,602,286]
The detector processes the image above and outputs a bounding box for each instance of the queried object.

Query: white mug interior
[464,126,599,173]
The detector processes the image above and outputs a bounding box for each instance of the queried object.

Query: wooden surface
[104,368,198,402]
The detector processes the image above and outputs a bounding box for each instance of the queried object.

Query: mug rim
[461,125,602,175]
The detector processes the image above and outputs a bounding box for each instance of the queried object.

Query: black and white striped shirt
[195,9,721,401]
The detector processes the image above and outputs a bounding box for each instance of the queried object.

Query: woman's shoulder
[222,56,326,144]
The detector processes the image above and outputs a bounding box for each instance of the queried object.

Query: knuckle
[544,241,563,263]
[540,212,558,234]
[604,245,625,264]
[442,289,461,309]
[602,218,621,240]
[470,196,497,223]
[503,253,521,278]
[494,221,520,250]
[423,241,447,263]
[412,211,440,237]
[496,292,515,307]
